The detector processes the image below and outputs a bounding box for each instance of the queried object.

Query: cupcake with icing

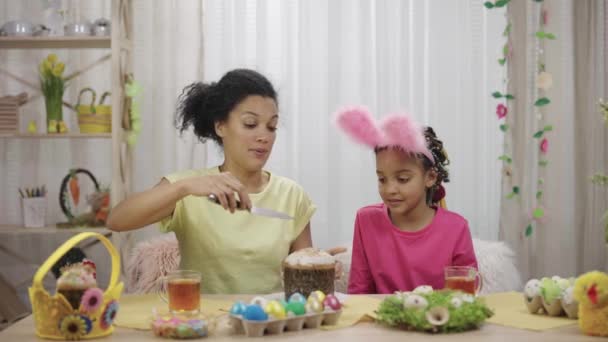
[56,260,97,309]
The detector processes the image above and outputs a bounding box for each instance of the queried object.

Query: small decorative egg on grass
[243,304,269,321]
[265,300,287,319]
[323,294,342,311]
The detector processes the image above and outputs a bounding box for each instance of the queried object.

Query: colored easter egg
[286,302,306,316]
[265,300,287,319]
[323,294,342,311]
[288,292,306,305]
[250,296,268,308]
[243,304,269,321]
[305,298,324,313]
[279,299,289,308]
[308,290,326,303]
[229,301,247,315]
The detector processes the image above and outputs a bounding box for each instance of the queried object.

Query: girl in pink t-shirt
[336,107,478,294]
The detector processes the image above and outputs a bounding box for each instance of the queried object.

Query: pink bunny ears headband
[335,106,435,164]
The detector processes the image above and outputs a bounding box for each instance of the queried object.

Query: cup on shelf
[1,20,34,36]
[64,21,92,36]
[21,197,46,228]
[92,18,111,36]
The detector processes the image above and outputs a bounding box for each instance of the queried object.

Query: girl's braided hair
[422,127,450,204]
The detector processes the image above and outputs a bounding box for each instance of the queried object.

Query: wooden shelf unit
[0,36,111,49]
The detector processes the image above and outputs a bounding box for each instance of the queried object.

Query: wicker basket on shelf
[0,92,27,134]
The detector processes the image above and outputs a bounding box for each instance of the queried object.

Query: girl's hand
[181,172,252,213]
[326,247,348,279]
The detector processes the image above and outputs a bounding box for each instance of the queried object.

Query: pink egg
[323,294,341,310]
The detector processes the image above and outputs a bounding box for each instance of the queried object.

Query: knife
[207,194,294,220]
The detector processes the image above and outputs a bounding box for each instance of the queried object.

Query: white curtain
[501,0,607,279]
[130,0,207,238]
[203,0,506,248]
[0,0,506,250]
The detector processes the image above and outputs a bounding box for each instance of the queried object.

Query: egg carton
[524,295,579,319]
[229,310,342,337]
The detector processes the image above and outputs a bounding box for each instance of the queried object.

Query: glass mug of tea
[444,266,483,295]
[158,270,202,314]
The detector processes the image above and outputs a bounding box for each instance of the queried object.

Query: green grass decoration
[375,290,493,333]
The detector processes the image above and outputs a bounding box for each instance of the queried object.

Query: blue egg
[288,293,306,305]
[229,301,248,316]
[243,304,269,321]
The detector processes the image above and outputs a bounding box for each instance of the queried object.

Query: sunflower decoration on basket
[58,168,110,228]
[28,232,123,340]
[375,286,493,333]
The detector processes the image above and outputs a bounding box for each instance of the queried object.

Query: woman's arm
[290,223,313,252]
[107,172,252,232]
[106,179,185,232]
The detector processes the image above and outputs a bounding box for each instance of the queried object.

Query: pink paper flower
[540,138,549,153]
[496,104,508,119]
[80,287,104,313]
[542,9,549,26]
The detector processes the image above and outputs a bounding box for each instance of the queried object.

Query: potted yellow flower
[39,53,68,133]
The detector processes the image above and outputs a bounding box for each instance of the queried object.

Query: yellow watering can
[76,88,111,133]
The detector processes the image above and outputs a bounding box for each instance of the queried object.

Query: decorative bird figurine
[574,271,608,337]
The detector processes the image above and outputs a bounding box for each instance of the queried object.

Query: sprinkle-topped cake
[283,248,335,300]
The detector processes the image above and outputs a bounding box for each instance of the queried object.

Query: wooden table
[0,294,599,341]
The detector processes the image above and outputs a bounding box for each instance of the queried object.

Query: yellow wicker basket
[76,88,111,133]
[28,232,123,340]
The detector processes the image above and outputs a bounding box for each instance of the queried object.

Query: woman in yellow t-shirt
[107,69,335,294]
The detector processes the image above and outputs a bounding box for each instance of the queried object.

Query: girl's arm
[347,215,376,294]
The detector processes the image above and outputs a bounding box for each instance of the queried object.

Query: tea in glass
[158,270,201,314]
[444,266,482,295]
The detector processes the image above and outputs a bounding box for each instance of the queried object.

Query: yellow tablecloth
[116,292,574,333]
[115,293,381,331]
[482,292,577,331]
[115,294,232,330]
[320,295,381,330]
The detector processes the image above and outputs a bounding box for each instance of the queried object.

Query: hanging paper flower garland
[486,1,518,200]
[486,0,557,238]
[594,100,608,243]
[526,0,556,237]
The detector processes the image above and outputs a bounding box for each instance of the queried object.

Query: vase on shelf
[39,53,68,133]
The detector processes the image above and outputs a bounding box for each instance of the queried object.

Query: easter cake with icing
[283,248,336,300]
